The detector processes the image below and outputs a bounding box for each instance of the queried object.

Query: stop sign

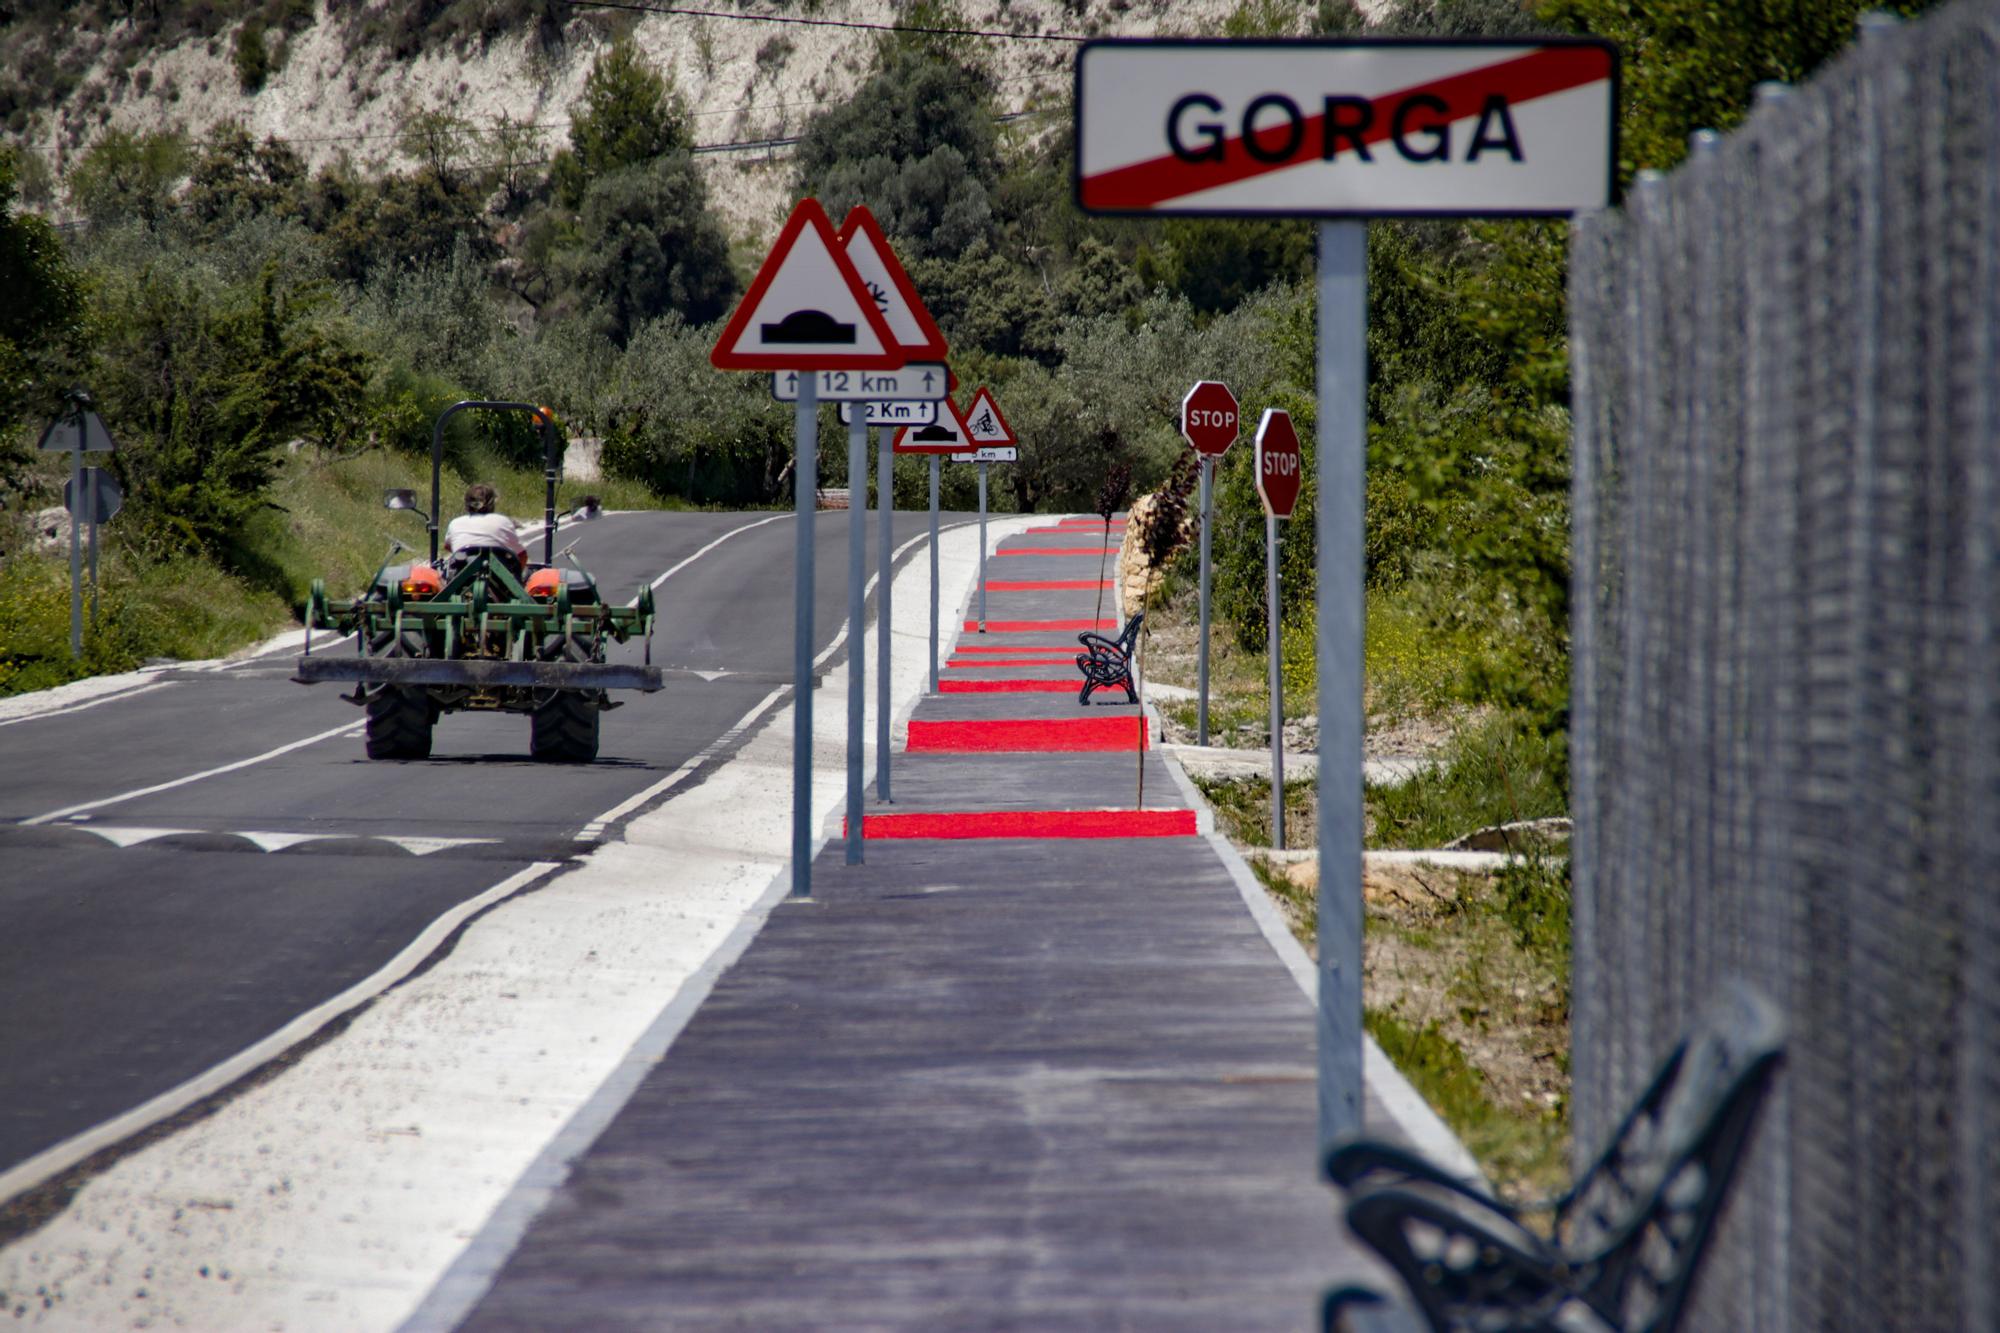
[1254,409,1302,518]
[1180,380,1239,456]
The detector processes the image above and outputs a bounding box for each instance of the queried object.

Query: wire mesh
[1568,5,1998,1328]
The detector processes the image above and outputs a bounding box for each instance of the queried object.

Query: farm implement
[295,400,661,762]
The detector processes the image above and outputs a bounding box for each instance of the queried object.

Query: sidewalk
[431,517,1426,1330]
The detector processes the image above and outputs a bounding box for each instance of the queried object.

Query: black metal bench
[1075,612,1143,705]
[1323,980,1786,1333]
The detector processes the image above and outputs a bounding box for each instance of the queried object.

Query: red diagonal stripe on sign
[1080,46,1611,211]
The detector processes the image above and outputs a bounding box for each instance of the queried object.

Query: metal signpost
[962,387,1019,637]
[1180,380,1239,748]
[1076,36,1617,1146]
[37,392,117,659]
[837,206,951,803]
[896,396,973,664]
[1254,409,1303,850]
[711,197,904,894]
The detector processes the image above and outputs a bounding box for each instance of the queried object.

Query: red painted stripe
[965,619,1118,632]
[907,717,1149,752]
[1026,524,1106,533]
[950,643,1078,653]
[844,809,1197,840]
[947,658,1077,668]
[1079,46,1613,211]
[939,679,1079,693]
[994,547,1110,556]
[984,579,1114,592]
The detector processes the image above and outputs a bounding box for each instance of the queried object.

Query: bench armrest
[1076,633,1125,657]
[1326,1140,1524,1222]
[1344,1185,1574,1332]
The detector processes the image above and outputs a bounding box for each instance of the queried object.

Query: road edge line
[0,862,560,1210]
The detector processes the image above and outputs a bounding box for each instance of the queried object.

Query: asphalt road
[0,507,954,1187]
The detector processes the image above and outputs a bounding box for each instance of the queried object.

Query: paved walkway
[440,517,1416,1330]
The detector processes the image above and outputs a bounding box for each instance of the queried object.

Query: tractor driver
[443,483,526,570]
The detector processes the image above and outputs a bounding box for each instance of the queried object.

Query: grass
[0,445,675,697]
[1191,771,1318,849]
[1365,711,1566,850]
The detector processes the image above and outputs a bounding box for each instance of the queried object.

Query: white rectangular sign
[839,399,940,427]
[1075,38,1617,217]
[772,363,949,402]
[950,447,1017,463]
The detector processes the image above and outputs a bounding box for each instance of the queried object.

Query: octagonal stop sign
[1180,380,1239,456]
[1255,408,1302,518]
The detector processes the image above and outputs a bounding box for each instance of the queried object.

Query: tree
[793,43,1000,261]
[64,128,188,228]
[559,154,735,346]
[0,146,86,476]
[184,123,306,233]
[550,40,689,209]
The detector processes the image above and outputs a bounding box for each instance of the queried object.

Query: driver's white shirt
[444,512,525,557]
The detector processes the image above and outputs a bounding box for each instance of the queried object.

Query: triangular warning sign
[711,198,904,371]
[963,386,1017,446]
[893,397,972,454]
[837,206,949,361]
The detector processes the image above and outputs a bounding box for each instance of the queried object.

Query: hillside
[4,0,1270,243]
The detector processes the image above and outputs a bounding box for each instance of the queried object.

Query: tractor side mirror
[384,488,419,512]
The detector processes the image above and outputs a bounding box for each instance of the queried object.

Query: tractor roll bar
[428,401,564,566]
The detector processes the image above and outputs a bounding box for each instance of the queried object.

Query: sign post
[963,387,1018,637]
[38,392,117,660]
[896,394,974,661]
[836,206,949,800]
[712,197,905,895]
[1076,35,1617,1147]
[1255,409,1303,849]
[1181,380,1240,748]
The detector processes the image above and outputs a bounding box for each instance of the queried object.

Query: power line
[562,0,1087,43]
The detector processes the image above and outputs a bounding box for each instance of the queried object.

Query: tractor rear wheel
[365,630,434,760]
[530,636,600,763]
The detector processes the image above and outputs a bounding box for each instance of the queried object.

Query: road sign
[894,399,972,455]
[38,411,116,453]
[772,363,948,402]
[1181,380,1239,456]
[64,468,123,524]
[710,197,904,371]
[838,206,950,360]
[950,447,1017,463]
[1254,408,1302,518]
[962,387,1017,446]
[840,399,939,427]
[1075,38,1618,216]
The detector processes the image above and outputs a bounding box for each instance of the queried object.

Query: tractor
[294,400,661,762]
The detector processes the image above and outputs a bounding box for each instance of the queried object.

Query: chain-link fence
[1568,4,1997,1328]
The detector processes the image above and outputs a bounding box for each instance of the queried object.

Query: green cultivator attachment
[294,399,661,762]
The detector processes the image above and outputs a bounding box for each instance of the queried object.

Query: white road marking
[20,721,366,826]
[574,518,974,842]
[0,518,1036,1331]
[380,835,502,857]
[0,861,559,1211]
[0,677,176,727]
[640,510,794,595]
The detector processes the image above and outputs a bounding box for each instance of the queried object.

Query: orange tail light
[525,568,564,601]
[401,564,443,597]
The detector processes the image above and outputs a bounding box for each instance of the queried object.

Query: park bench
[1323,980,1786,1333]
[1075,612,1143,704]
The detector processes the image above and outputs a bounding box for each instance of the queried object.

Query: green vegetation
[1365,715,1566,851]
